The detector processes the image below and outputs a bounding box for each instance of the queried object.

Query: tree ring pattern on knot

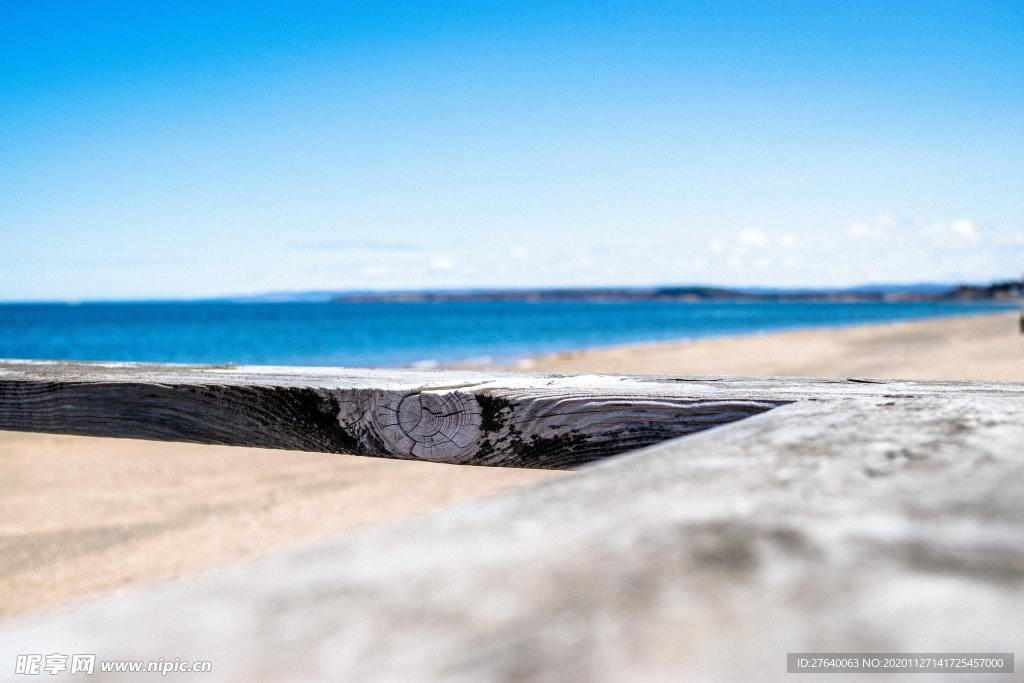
[371,391,481,461]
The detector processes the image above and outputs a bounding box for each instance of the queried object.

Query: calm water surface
[0,300,1010,368]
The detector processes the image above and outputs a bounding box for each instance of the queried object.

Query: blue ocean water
[0,301,1011,368]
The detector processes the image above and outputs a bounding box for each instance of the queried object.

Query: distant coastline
[328,280,1024,305]
[3,279,1021,307]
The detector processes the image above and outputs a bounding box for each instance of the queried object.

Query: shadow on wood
[0,360,786,468]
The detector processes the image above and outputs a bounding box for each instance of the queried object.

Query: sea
[0,300,1011,368]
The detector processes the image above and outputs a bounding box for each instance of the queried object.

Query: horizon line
[0,279,1004,305]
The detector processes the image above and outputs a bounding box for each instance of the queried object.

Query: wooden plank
[0,361,792,468]
[2,387,1022,680]
[2,360,1023,467]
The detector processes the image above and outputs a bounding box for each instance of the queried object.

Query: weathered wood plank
[0,361,799,467]
[2,387,1022,680]
[3,360,1024,467]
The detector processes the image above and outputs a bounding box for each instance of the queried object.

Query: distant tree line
[327,279,1024,304]
[944,279,1024,301]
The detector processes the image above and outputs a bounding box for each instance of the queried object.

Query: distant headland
[322,280,1023,304]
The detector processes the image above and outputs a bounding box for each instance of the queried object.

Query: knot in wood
[372,391,482,462]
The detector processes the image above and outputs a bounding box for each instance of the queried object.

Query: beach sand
[0,432,560,618]
[523,310,1024,380]
[3,310,1021,619]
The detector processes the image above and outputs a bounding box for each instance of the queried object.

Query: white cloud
[845,215,981,246]
[949,219,977,241]
[845,220,888,239]
[921,218,981,246]
[844,214,904,239]
[737,229,769,246]
[428,257,456,271]
[40,219,1011,301]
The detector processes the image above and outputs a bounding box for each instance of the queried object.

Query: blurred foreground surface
[2,376,1022,681]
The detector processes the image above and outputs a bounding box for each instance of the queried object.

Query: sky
[1,0,1022,301]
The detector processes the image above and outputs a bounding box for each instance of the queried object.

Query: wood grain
[0,361,794,468]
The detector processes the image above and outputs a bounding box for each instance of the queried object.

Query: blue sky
[1,0,1022,301]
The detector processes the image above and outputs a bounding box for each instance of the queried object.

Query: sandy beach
[2,310,1021,619]
[0,433,560,618]
[522,310,1024,380]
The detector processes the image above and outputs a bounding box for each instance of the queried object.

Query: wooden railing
[0,360,792,468]
[1,360,1023,678]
